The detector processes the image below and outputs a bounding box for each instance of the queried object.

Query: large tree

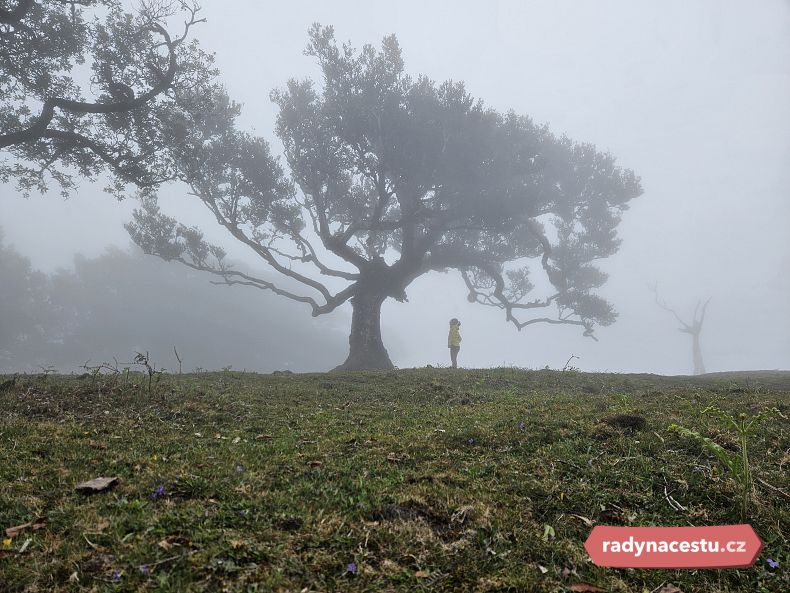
[128,25,643,370]
[0,0,214,196]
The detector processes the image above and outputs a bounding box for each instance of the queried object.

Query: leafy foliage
[0,0,216,196]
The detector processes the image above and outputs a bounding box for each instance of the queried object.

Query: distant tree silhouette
[0,237,344,372]
[49,248,345,371]
[0,231,51,367]
[652,284,711,375]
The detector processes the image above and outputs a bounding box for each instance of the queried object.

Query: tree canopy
[0,0,215,196]
[125,24,642,369]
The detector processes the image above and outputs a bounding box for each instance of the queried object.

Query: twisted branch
[1,2,203,157]
[425,245,597,339]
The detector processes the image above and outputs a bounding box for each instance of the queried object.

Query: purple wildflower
[140,564,150,575]
[346,562,358,574]
[518,421,526,432]
[111,570,122,582]
[767,558,779,569]
[467,437,475,445]
[149,485,165,500]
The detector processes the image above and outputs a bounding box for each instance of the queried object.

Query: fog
[2,0,789,374]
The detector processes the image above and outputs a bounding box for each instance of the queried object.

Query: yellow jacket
[448,325,462,348]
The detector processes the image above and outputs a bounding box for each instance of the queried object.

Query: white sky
[1,0,789,373]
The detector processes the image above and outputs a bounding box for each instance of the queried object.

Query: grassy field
[0,368,788,592]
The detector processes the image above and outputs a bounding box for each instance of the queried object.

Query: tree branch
[697,297,712,327]
[286,229,359,280]
[1,20,179,150]
[308,185,369,269]
[424,246,596,339]
[189,185,342,301]
[42,129,176,186]
[171,256,354,316]
[650,283,695,333]
[473,261,596,339]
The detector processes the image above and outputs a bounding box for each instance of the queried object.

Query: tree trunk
[334,291,394,370]
[692,332,705,375]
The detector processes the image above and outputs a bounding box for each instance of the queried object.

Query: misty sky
[2,0,789,374]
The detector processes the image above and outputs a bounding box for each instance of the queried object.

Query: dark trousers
[449,346,460,368]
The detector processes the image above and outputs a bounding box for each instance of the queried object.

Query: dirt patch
[367,499,451,534]
[276,515,303,531]
[79,552,116,576]
[602,414,647,432]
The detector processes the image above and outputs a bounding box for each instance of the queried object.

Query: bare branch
[650,282,692,332]
[461,270,499,307]
[170,256,354,316]
[308,185,369,269]
[190,186,339,301]
[286,228,359,280]
[170,1,206,46]
[173,345,182,374]
[697,296,712,327]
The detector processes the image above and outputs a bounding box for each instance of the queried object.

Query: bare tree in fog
[652,285,711,375]
[0,0,213,196]
[128,26,642,370]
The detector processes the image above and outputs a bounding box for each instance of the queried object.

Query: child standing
[448,318,462,368]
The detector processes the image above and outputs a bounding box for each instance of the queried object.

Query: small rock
[75,477,119,494]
